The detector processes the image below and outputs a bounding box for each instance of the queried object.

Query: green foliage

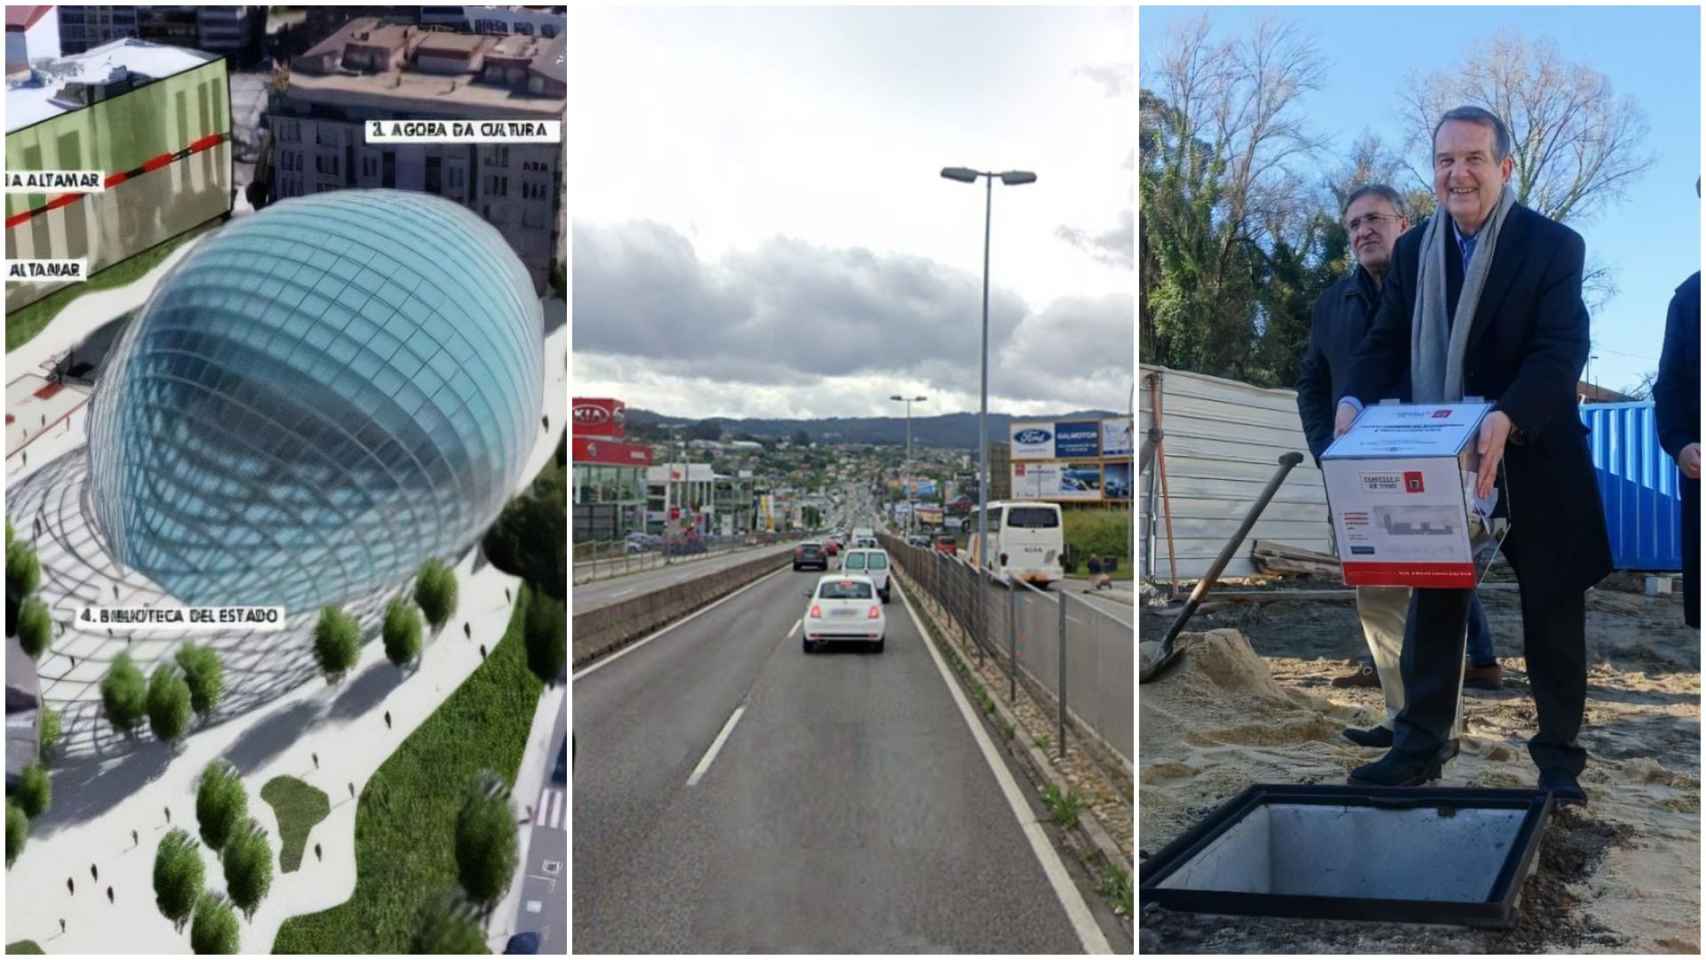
[414,560,459,630]
[1099,863,1133,918]
[101,653,148,735]
[1063,511,1131,570]
[382,598,422,670]
[147,664,193,744]
[686,420,723,442]
[312,606,361,682]
[4,802,23,868]
[4,520,10,549]
[5,540,40,598]
[189,892,240,953]
[1042,783,1082,829]
[175,643,225,719]
[273,593,542,953]
[37,707,59,762]
[15,598,51,660]
[522,587,565,687]
[409,892,490,953]
[221,819,273,921]
[3,942,42,954]
[196,760,248,852]
[260,776,330,873]
[482,459,566,600]
[14,765,49,819]
[153,828,205,932]
[454,773,518,907]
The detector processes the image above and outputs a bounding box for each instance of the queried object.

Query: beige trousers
[1356,585,1466,738]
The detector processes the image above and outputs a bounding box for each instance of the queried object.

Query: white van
[840,548,892,603]
[966,500,1064,588]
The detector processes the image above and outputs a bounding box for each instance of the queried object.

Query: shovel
[1141,451,1305,683]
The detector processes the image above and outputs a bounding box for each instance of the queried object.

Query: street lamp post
[889,394,927,536]
[940,166,1035,579]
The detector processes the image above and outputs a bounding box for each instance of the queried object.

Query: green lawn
[271,590,543,953]
[6,221,221,353]
[261,776,331,874]
[5,941,43,954]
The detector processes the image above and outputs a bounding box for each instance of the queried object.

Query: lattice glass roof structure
[87,189,544,612]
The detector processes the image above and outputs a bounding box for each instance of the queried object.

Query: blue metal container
[1580,402,1683,571]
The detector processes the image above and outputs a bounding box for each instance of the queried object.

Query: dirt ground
[1137,581,1699,954]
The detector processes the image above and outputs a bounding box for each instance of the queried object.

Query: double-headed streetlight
[889,394,927,535]
[939,166,1035,575]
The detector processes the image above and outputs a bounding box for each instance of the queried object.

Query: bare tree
[1624,369,1659,401]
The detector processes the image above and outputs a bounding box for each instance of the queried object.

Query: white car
[839,548,891,603]
[801,575,885,653]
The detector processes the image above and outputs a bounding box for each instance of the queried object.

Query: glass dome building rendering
[86,190,544,612]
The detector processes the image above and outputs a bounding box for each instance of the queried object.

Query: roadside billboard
[1102,417,1134,457]
[1059,462,1103,500]
[1011,461,1059,498]
[1010,421,1054,460]
[1055,421,1101,458]
[1103,461,1133,500]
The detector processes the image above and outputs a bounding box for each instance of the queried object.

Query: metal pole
[977,173,991,584]
[996,583,1009,702]
[1057,590,1067,760]
[906,399,913,537]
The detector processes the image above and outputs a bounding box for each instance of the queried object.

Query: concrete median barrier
[573,549,793,667]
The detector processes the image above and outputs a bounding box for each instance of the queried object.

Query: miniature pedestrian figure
[314,842,322,862]
[312,752,319,770]
[91,863,98,882]
[67,877,74,895]
[505,587,511,603]
[106,886,112,904]
[59,918,65,935]
[384,711,392,730]
[464,621,471,639]
[69,655,75,668]
[479,644,487,660]
[542,415,549,432]
[164,805,170,824]
[348,782,355,800]
[113,584,119,600]
[132,829,139,847]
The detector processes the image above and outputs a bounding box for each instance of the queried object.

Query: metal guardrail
[570,533,806,586]
[878,533,1133,770]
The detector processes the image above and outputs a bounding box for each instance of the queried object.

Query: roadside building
[570,397,652,543]
[266,16,564,293]
[57,6,264,63]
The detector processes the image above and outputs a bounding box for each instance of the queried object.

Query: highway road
[570,542,796,615]
[572,565,1127,953]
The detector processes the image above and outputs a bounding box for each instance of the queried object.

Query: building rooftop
[417,31,489,55]
[282,65,563,117]
[5,5,53,31]
[7,38,218,133]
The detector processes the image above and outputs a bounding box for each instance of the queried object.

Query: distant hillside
[624,408,1122,450]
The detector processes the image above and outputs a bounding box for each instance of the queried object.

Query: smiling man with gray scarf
[1331,105,1612,802]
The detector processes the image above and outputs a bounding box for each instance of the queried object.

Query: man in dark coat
[1333,106,1612,801]
[1655,267,1701,628]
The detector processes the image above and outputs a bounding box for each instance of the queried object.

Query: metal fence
[879,533,1133,771]
[570,533,803,585]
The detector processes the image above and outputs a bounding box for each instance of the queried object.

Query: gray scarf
[1412,184,1517,402]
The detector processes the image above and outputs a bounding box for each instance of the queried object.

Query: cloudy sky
[569,5,1135,421]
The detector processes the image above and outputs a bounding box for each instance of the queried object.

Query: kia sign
[1010,421,1054,460]
[571,397,625,438]
[1054,421,1100,458]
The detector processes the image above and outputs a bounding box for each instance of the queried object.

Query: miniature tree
[312,606,361,683]
[147,664,193,745]
[15,598,52,660]
[153,828,205,933]
[221,819,273,922]
[189,891,240,953]
[414,559,458,632]
[523,588,565,688]
[175,643,225,722]
[195,760,248,852]
[382,598,422,670]
[454,772,517,912]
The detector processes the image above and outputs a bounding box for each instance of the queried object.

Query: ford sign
[1014,429,1051,445]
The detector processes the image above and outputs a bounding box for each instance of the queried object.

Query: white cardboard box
[1321,401,1504,588]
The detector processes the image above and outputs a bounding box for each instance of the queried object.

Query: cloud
[1055,208,1134,269]
[1075,63,1134,99]
[572,220,1133,415]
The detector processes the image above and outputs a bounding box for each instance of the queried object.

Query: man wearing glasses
[1298,185,1499,759]
[1333,106,1611,802]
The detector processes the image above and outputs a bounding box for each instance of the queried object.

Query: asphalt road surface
[513,708,568,952]
[573,566,1126,953]
[571,542,796,615]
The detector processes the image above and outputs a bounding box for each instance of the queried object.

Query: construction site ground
[1137,577,1699,954]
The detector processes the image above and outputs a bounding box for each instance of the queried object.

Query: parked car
[840,548,892,603]
[794,541,829,571]
[800,574,885,653]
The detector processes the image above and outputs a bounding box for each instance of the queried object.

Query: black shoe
[1348,748,1445,787]
[1538,767,1588,806]
[1343,725,1394,748]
